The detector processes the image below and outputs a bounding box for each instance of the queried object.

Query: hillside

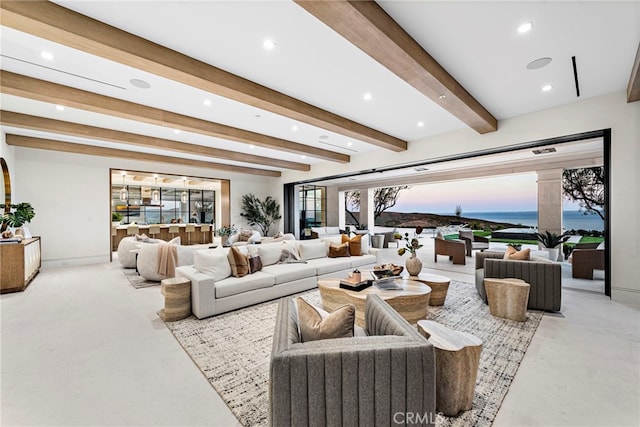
[373,211,521,231]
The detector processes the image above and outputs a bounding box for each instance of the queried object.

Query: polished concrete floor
[1,242,638,426]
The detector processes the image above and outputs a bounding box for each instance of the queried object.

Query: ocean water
[458,211,604,231]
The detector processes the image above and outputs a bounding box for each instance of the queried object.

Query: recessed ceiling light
[417,121,424,128]
[517,21,533,34]
[526,57,552,70]
[249,144,255,149]
[203,99,212,106]
[263,39,276,50]
[363,93,373,101]
[130,78,151,89]
[301,155,307,159]
[542,84,553,92]
[438,94,446,100]
[291,125,298,132]
[319,135,329,140]
[173,129,181,134]
[55,105,64,111]
[347,142,353,147]
[40,51,54,60]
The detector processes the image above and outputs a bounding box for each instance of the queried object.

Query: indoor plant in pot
[394,226,424,276]
[1,202,36,237]
[535,230,570,261]
[216,224,237,247]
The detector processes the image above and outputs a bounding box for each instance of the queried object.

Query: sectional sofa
[176,235,380,319]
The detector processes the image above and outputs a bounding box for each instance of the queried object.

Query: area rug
[164,281,543,426]
[121,268,159,289]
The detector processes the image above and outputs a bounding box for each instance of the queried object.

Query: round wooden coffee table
[317,278,431,327]
[404,273,451,306]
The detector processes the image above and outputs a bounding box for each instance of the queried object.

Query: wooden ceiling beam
[0,111,310,171]
[295,0,498,134]
[5,134,281,177]
[0,0,406,152]
[627,42,640,102]
[0,71,348,164]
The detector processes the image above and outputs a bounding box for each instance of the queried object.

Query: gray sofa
[475,251,562,311]
[270,294,436,426]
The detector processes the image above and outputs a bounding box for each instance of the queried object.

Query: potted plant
[535,230,570,261]
[240,194,281,237]
[1,202,36,236]
[216,224,237,246]
[394,227,424,276]
[112,211,124,225]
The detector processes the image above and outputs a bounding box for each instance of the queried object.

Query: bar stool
[126,224,139,237]
[185,224,196,245]
[148,225,160,240]
[200,224,211,244]
[169,225,180,241]
[111,226,117,250]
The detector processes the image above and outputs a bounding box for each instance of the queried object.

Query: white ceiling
[0,1,638,176]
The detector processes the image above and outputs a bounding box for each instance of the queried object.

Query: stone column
[326,186,340,227]
[537,169,564,260]
[358,188,369,229]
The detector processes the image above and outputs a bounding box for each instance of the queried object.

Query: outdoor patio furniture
[570,243,605,279]
[434,233,466,265]
[458,229,490,256]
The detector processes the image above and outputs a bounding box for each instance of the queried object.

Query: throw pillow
[135,233,151,242]
[227,246,249,277]
[248,254,262,273]
[329,242,350,258]
[296,298,355,342]
[298,240,329,260]
[258,243,285,266]
[238,229,254,242]
[436,231,444,240]
[341,234,362,256]
[193,249,231,281]
[503,246,531,260]
[278,243,306,264]
[168,236,180,245]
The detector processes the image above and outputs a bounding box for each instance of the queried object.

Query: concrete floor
[1,241,638,426]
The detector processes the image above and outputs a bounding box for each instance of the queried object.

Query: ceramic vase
[405,254,423,276]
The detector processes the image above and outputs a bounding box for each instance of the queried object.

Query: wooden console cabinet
[0,237,41,293]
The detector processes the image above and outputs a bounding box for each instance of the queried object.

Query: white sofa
[137,243,208,282]
[175,235,380,319]
[117,236,165,268]
[310,226,342,239]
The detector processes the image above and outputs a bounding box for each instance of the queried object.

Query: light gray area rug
[122,268,159,289]
[165,281,543,426]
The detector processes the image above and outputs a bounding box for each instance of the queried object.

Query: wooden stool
[200,224,211,244]
[168,225,180,240]
[417,320,482,416]
[160,277,191,321]
[484,278,530,322]
[148,225,160,239]
[126,225,139,236]
[411,273,451,306]
[185,224,196,245]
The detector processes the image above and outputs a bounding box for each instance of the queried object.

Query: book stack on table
[339,277,372,292]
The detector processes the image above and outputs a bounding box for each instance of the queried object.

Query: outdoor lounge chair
[458,229,490,256]
[570,242,605,279]
[434,232,466,265]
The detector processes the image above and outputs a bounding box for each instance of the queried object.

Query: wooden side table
[160,277,191,321]
[417,320,482,416]
[409,273,451,306]
[484,278,530,322]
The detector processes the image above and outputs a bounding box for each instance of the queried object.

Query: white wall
[13,147,277,268]
[280,91,640,305]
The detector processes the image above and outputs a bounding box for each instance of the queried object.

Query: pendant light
[181,177,188,204]
[152,176,160,202]
[119,173,128,201]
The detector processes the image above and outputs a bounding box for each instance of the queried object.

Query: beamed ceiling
[0,1,638,178]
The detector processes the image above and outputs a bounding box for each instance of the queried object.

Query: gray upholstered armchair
[475,251,562,311]
[458,230,490,257]
[270,294,436,426]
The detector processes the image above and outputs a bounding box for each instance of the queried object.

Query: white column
[367,188,375,231]
[537,168,564,236]
[337,190,346,230]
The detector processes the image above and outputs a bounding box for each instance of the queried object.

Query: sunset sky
[391,173,581,214]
